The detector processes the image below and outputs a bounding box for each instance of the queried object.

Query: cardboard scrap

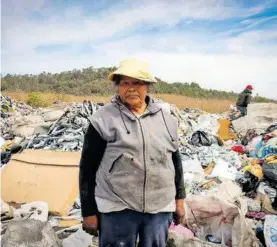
[218,119,236,141]
[1,149,81,216]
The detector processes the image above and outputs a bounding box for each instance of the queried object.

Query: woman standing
[79,59,186,247]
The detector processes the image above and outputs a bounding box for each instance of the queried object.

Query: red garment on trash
[231,145,245,154]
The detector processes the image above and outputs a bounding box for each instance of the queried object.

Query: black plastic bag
[0,152,11,166]
[190,131,212,147]
[263,163,277,189]
[236,171,260,198]
[266,124,277,134]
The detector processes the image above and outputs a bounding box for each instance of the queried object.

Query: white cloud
[226,29,277,55]
[1,0,270,52]
[1,0,277,99]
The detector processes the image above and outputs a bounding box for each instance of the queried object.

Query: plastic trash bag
[210,217,232,246]
[190,131,212,147]
[263,215,277,247]
[236,171,260,198]
[62,228,94,247]
[263,163,277,189]
[182,156,204,174]
[195,114,219,135]
[13,201,49,222]
[169,223,194,238]
[210,159,238,181]
[184,195,261,247]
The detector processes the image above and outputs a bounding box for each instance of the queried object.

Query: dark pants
[237,106,247,117]
[99,210,173,247]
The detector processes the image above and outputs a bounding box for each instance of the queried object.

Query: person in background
[79,59,186,247]
[236,85,253,117]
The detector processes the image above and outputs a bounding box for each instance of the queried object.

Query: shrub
[27,92,49,107]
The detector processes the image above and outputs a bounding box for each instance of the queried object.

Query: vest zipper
[138,118,147,212]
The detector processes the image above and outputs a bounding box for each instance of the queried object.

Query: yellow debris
[218,119,236,141]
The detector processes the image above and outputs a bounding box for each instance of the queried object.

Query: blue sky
[1,0,277,98]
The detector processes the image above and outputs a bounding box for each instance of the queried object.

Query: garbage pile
[0,98,103,165]
[26,101,103,151]
[0,95,35,140]
[1,96,277,247]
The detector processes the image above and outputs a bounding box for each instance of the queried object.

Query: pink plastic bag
[169,223,194,238]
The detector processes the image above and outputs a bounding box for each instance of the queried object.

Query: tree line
[1,66,273,103]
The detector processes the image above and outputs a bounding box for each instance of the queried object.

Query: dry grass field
[3,91,235,113]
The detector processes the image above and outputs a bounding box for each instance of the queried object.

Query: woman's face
[117,76,149,108]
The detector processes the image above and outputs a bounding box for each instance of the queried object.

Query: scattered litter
[1,95,276,246]
[13,202,49,222]
[62,228,95,247]
[210,159,238,180]
[26,101,102,151]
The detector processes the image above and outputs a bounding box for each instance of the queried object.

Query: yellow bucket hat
[108,59,157,83]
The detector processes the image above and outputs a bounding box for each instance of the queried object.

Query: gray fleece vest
[89,96,178,213]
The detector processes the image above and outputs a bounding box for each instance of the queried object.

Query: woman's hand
[82,215,99,236]
[173,199,185,225]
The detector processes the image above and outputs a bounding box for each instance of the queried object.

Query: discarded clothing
[262,163,277,189]
[236,171,260,198]
[231,145,245,154]
[246,212,266,220]
[256,137,277,159]
[241,129,259,146]
[265,155,277,164]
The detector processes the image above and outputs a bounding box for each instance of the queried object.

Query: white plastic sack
[211,159,238,180]
[194,114,219,135]
[207,180,243,205]
[264,215,277,247]
[14,201,48,222]
[182,156,204,174]
[184,195,260,247]
[210,217,233,246]
[62,229,94,247]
